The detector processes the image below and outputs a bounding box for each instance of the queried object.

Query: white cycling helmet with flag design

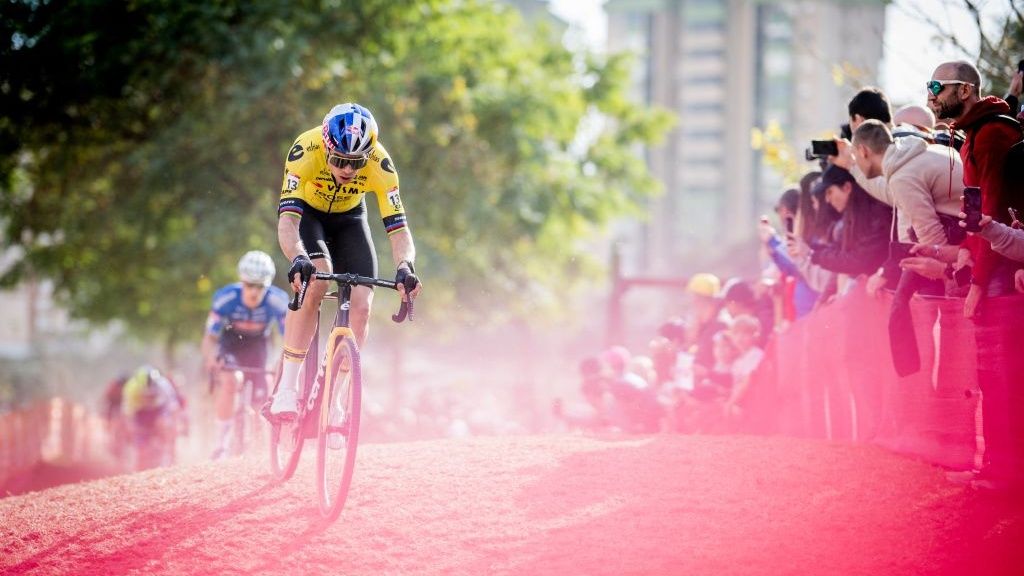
[322,102,378,157]
[238,250,275,287]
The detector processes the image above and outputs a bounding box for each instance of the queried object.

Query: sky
[546,0,1015,107]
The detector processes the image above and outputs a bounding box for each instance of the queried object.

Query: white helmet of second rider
[238,250,276,287]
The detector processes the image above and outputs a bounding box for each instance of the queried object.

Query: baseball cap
[812,164,855,197]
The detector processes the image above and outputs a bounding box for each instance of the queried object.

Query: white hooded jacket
[881,137,965,245]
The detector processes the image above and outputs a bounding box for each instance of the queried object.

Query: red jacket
[954,96,1021,288]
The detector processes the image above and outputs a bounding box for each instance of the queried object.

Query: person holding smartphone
[928,59,1023,492]
[955,212,1024,293]
[758,188,820,320]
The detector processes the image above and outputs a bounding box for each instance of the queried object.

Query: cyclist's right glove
[395,264,420,295]
[287,254,315,286]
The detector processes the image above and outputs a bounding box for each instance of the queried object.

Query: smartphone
[784,216,795,234]
[963,186,983,232]
[889,241,915,262]
[954,265,972,287]
[811,139,839,157]
[1018,59,1024,73]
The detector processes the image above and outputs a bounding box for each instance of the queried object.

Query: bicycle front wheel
[316,336,362,521]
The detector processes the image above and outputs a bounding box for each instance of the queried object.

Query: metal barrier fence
[745,284,1024,472]
[0,398,105,489]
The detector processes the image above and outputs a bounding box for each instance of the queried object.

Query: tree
[0,0,673,347]
[907,0,1023,95]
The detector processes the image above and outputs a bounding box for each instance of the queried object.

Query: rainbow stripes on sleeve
[383,214,408,235]
[279,198,305,219]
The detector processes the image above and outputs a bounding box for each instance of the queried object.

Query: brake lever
[289,278,310,311]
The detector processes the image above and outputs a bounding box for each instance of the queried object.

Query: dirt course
[2,434,1021,575]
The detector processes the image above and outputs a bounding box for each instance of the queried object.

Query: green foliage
[0,0,672,343]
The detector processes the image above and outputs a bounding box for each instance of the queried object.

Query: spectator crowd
[556,59,1024,493]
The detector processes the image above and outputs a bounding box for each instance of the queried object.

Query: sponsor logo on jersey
[305,142,320,152]
[387,186,403,211]
[381,157,396,173]
[288,143,304,161]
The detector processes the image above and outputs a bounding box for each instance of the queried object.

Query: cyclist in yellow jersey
[270,103,422,419]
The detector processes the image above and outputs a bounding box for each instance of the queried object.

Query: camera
[805,140,839,164]
[804,123,849,164]
[934,129,965,150]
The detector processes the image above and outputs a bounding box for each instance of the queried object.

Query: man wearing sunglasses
[927,62,1020,316]
[270,103,422,420]
[929,60,1023,492]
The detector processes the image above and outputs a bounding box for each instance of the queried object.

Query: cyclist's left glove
[395,261,420,295]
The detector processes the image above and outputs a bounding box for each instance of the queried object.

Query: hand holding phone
[784,216,795,235]
[962,186,983,232]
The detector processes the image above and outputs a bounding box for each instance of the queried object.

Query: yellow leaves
[751,120,801,182]
[196,275,211,295]
[750,127,764,150]
[831,61,869,88]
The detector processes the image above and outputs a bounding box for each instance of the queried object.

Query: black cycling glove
[287,254,315,286]
[395,262,420,294]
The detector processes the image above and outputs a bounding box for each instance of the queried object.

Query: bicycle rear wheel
[316,336,362,520]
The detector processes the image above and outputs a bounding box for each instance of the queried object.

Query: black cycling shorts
[219,332,270,408]
[219,332,268,372]
[298,199,378,279]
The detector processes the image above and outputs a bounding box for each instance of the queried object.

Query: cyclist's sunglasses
[326,151,368,170]
[927,80,975,96]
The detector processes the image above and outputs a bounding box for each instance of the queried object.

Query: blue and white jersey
[205,283,288,341]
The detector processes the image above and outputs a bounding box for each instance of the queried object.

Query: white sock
[279,361,303,395]
[216,419,232,451]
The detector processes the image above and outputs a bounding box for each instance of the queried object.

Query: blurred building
[605,0,886,275]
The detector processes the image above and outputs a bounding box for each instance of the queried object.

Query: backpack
[966,114,1024,221]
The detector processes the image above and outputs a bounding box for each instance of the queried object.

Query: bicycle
[265,271,413,521]
[209,361,275,457]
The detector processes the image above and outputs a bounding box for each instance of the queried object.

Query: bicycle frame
[316,284,356,431]
[269,271,412,518]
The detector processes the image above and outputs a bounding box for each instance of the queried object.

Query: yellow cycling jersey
[278,126,408,235]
